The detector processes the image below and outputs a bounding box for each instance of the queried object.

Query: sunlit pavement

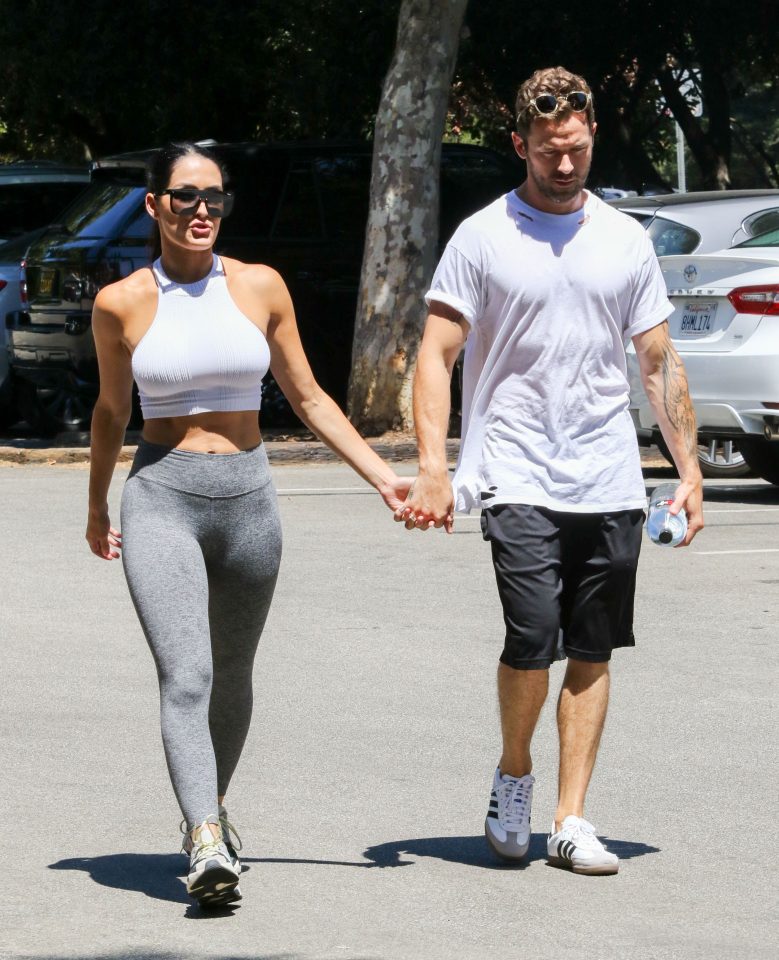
[2,460,775,960]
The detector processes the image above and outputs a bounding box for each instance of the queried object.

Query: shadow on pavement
[360,833,659,870]
[49,853,188,904]
[47,852,245,920]
[701,483,779,504]
[48,834,660,909]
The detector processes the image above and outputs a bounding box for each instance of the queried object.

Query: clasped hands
[392,473,455,534]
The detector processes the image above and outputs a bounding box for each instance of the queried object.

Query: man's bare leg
[497,663,549,777]
[554,658,610,830]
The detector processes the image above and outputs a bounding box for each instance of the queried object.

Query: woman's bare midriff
[142,410,263,453]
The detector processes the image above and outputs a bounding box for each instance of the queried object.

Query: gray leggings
[121,440,282,828]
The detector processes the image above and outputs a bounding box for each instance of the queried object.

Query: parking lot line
[691,548,779,555]
[702,507,779,514]
[277,487,374,495]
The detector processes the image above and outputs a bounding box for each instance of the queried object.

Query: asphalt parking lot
[2,455,776,960]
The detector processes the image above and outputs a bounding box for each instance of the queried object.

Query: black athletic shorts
[481,503,644,670]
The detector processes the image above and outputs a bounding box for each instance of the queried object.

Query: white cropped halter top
[132,255,271,419]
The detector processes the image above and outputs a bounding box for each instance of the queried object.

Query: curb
[0,438,670,468]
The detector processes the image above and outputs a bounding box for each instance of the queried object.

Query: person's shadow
[49,832,659,910]
[360,832,659,870]
[48,854,240,918]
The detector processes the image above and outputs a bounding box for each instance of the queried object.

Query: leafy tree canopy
[1,0,777,189]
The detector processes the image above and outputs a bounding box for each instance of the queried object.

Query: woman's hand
[86,507,122,560]
[376,474,415,513]
[394,471,455,533]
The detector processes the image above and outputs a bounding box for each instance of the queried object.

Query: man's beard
[529,164,589,204]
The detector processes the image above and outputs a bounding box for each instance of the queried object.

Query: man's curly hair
[515,66,595,138]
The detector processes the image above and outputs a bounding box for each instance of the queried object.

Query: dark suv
[8,141,520,433]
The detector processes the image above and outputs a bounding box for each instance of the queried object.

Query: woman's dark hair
[147,141,226,194]
[147,141,228,260]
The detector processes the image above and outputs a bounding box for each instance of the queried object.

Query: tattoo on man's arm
[661,343,697,458]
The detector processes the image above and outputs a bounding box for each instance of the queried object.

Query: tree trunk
[656,63,731,190]
[348,0,468,433]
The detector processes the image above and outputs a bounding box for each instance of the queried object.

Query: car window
[58,183,147,239]
[646,215,700,255]
[315,155,372,242]
[736,226,779,247]
[119,205,155,241]
[0,182,89,242]
[743,208,779,239]
[272,163,323,239]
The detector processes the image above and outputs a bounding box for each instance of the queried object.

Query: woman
[86,142,411,908]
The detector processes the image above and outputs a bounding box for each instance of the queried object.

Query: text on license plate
[38,270,54,297]
[679,301,717,336]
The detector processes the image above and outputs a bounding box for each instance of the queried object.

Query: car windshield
[56,182,146,239]
[736,226,779,247]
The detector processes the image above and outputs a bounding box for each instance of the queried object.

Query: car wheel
[737,437,779,485]
[17,378,94,436]
[656,436,753,479]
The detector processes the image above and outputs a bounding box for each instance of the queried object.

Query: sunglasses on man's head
[156,188,234,218]
[523,90,591,121]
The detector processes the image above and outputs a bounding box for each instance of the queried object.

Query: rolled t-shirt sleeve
[623,231,674,341]
[425,243,484,327]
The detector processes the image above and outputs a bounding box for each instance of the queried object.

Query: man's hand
[394,472,455,533]
[634,322,705,545]
[670,476,704,547]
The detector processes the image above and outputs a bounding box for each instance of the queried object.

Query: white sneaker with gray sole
[185,817,241,906]
[546,815,619,875]
[484,767,534,861]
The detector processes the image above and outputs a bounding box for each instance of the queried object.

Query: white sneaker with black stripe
[484,767,534,861]
[547,815,619,875]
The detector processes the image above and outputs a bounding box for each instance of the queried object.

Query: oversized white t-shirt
[425,190,672,513]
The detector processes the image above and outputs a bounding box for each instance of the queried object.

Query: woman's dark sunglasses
[156,188,234,218]
[525,90,591,119]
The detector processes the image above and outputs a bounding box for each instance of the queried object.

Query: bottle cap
[658,530,673,544]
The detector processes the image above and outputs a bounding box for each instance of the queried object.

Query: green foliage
[1,0,777,189]
[457,0,779,190]
[0,0,399,160]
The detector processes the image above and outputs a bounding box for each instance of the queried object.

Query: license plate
[678,301,717,336]
[38,269,55,297]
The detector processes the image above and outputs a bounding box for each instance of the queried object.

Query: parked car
[628,225,779,485]
[610,189,779,256]
[613,189,779,476]
[0,164,91,428]
[0,162,90,246]
[8,140,521,434]
[0,250,25,425]
[2,226,84,429]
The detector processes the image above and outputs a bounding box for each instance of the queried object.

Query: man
[397,66,703,876]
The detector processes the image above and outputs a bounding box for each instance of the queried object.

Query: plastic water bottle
[646,482,687,546]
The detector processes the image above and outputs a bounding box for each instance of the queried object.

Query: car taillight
[0,280,7,291]
[727,285,779,315]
